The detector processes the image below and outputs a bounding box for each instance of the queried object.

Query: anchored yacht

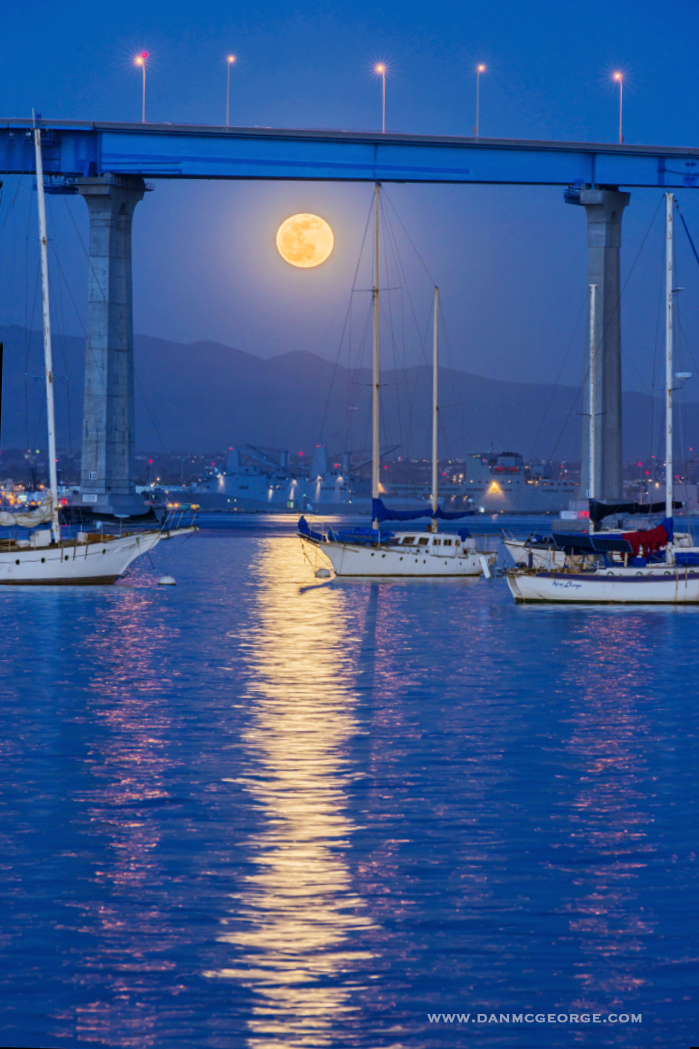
[298,188,495,579]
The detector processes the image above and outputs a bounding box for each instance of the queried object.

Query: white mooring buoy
[158,574,177,586]
[315,568,332,579]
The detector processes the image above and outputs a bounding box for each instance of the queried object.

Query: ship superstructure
[178,445,579,515]
[460,451,579,513]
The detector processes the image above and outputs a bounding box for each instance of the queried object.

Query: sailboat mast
[588,282,597,531]
[431,287,439,518]
[666,192,674,520]
[33,125,60,543]
[372,182,380,527]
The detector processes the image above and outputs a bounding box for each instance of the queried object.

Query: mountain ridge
[0,324,690,460]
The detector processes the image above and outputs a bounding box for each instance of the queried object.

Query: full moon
[276,213,334,268]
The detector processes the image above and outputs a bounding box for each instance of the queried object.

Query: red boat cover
[622,522,669,557]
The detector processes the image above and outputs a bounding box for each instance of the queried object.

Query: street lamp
[226,55,236,127]
[614,72,623,144]
[474,64,485,137]
[135,52,148,124]
[376,64,386,133]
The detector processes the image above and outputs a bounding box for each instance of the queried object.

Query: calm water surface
[1,521,697,1047]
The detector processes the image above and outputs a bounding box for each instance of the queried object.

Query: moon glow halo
[276,214,334,268]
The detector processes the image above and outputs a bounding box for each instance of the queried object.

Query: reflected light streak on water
[67,589,183,1048]
[206,540,376,1047]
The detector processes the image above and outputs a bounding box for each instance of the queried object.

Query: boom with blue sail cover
[372,498,474,523]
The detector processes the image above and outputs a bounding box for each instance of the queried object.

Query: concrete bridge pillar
[76,174,146,516]
[576,187,630,501]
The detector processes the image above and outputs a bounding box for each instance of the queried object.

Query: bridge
[2,118,697,512]
[2,119,699,185]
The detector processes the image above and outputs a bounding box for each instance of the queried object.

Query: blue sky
[1,0,699,392]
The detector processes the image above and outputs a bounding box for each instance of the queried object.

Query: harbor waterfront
[0,516,696,1048]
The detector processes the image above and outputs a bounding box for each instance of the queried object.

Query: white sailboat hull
[0,530,167,585]
[302,536,496,578]
[506,567,699,604]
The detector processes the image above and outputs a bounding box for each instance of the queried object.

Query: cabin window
[433,539,441,546]
[401,537,415,544]
[443,539,452,546]
[418,537,429,546]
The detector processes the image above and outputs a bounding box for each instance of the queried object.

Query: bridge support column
[76,174,146,516]
[575,187,630,501]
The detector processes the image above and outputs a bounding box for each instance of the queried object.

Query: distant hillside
[0,324,690,460]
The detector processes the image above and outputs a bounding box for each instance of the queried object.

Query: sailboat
[506,192,699,604]
[298,184,496,579]
[0,121,194,585]
[502,280,681,571]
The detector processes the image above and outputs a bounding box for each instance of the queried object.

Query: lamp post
[614,72,623,144]
[474,64,485,137]
[376,65,386,132]
[226,55,236,127]
[135,53,148,123]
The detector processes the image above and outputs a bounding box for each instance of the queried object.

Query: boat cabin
[398,535,458,547]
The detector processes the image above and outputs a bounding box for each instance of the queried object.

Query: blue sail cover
[372,498,474,523]
[297,516,326,542]
[434,505,476,521]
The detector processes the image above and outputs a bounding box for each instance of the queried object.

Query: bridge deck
[0,119,698,187]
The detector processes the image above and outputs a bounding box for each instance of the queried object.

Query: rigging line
[60,195,107,389]
[46,207,78,454]
[50,260,74,456]
[379,200,410,457]
[675,201,699,272]
[381,189,437,285]
[383,196,433,459]
[380,195,433,457]
[650,233,665,468]
[381,196,431,358]
[438,308,466,455]
[547,383,583,466]
[0,174,23,232]
[675,200,699,476]
[347,301,374,461]
[135,367,168,453]
[380,188,433,349]
[411,305,434,461]
[528,291,587,461]
[675,329,695,483]
[26,258,41,453]
[438,299,468,457]
[378,195,402,453]
[615,196,664,393]
[24,179,36,451]
[317,193,374,442]
[674,263,688,481]
[348,301,373,441]
[48,237,86,335]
